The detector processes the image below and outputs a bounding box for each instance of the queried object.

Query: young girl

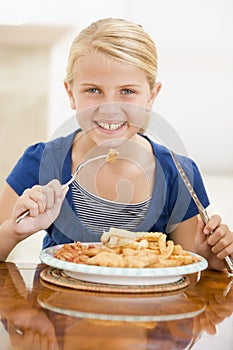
[0,18,232,271]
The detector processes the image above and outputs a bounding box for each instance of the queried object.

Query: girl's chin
[94,137,129,149]
[81,127,140,150]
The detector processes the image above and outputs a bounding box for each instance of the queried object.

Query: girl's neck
[71,131,153,172]
[71,131,156,203]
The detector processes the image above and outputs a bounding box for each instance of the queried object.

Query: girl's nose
[98,102,122,115]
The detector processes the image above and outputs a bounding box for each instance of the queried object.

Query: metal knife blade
[170,150,233,273]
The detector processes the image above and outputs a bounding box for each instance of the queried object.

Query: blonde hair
[64,18,158,90]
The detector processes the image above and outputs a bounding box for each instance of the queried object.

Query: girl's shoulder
[20,130,78,164]
[6,130,78,195]
[143,134,201,179]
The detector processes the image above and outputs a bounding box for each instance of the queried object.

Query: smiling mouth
[96,121,126,131]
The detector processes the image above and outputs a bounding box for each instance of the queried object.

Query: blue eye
[121,89,134,94]
[87,88,101,94]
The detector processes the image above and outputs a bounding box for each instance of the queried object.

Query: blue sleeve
[6,143,45,195]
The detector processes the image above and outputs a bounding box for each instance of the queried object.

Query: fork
[15,154,108,223]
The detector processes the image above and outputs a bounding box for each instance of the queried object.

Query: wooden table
[0,262,233,350]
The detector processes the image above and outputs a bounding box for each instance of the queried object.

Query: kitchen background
[0,0,232,262]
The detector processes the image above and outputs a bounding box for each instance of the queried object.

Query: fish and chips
[54,228,200,268]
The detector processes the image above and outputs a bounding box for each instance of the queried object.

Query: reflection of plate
[40,244,208,286]
[37,286,206,322]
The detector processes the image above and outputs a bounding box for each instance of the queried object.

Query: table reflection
[0,262,233,350]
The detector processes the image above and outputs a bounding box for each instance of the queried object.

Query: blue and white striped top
[72,180,151,234]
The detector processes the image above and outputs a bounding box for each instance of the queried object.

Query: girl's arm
[0,184,22,261]
[0,180,66,261]
[169,216,197,253]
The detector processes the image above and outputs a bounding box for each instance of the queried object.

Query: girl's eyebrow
[80,83,98,86]
[80,82,142,88]
[119,84,142,88]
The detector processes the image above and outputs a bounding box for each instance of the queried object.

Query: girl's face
[65,52,161,148]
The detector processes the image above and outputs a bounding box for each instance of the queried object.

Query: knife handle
[224,256,233,274]
[199,209,209,225]
[199,209,233,274]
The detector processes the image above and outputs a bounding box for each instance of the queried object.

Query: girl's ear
[146,82,162,111]
[64,82,76,110]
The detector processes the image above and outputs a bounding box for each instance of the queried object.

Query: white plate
[40,243,208,285]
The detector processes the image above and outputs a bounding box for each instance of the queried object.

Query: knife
[170,150,233,273]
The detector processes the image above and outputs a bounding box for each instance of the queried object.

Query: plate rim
[40,243,208,278]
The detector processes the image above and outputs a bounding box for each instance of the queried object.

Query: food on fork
[106,149,119,163]
[54,228,201,268]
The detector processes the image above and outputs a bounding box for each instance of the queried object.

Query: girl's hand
[195,214,233,271]
[11,179,68,239]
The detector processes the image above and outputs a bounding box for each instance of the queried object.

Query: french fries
[54,229,200,268]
